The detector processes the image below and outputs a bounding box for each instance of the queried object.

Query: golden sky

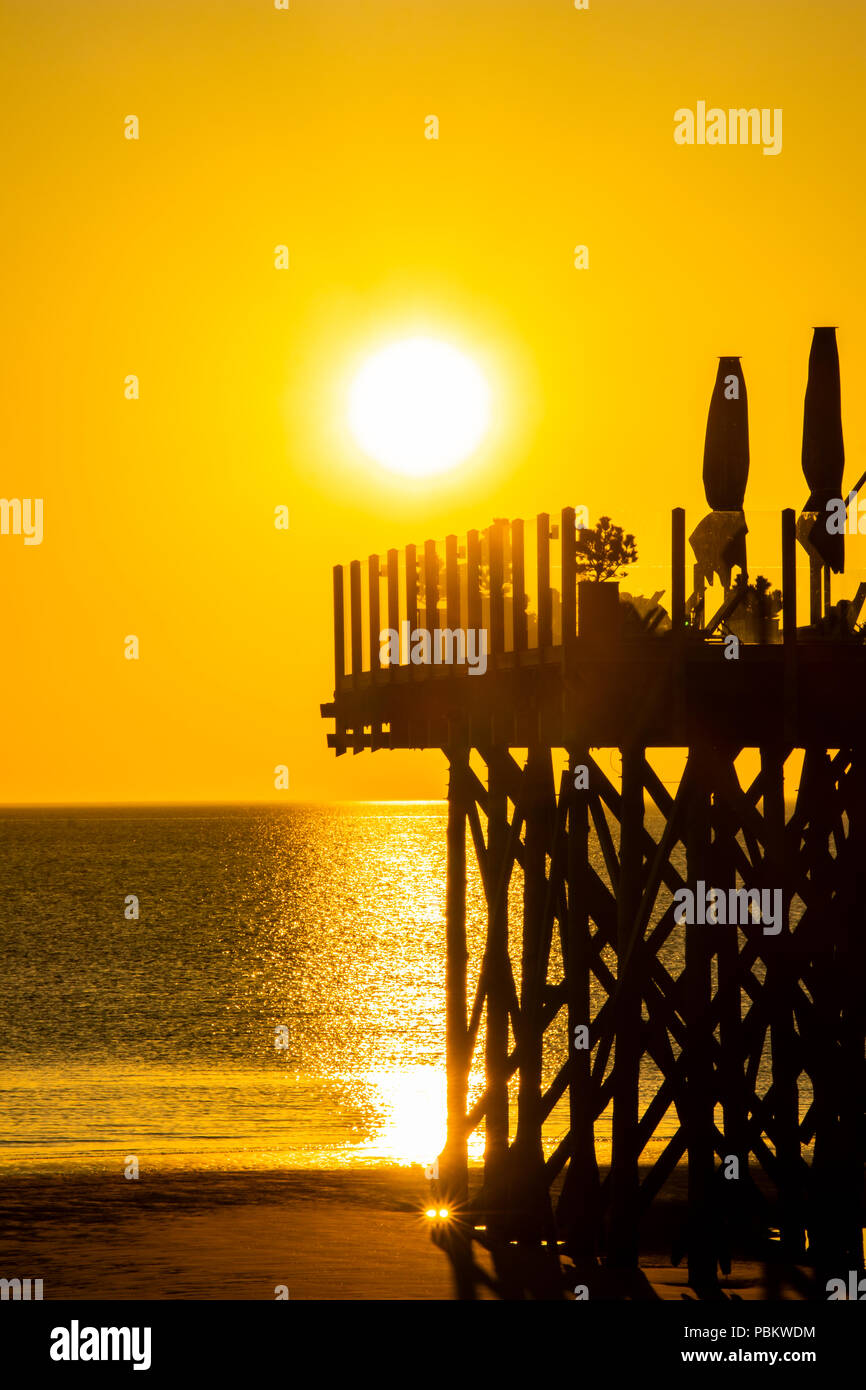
[3,0,865,803]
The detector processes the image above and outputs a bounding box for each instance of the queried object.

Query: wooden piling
[684,746,716,1292]
[483,750,511,1219]
[762,744,803,1258]
[444,750,470,1206]
[608,744,645,1268]
[712,751,749,1265]
[558,746,600,1254]
[511,746,556,1236]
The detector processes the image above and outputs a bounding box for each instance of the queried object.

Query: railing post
[332,565,345,689]
[406,544,418,667]
[781,509,796,643]
[672,507,686,631]
[445,534,460,632]
[349,559,362,682]
[467,530,481,633]
[368,554,381,681]
[489,521,505,658]
[387,548,400,673]
[511,518,526,653]
[561,507,576,651]
[537,513,552,649]
[425,539,439,660]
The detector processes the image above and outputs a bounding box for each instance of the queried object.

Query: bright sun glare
[348,336,491,477]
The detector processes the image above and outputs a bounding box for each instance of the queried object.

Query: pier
[321,328,866,1297]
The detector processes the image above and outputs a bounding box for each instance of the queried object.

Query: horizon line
[0,798,448,810]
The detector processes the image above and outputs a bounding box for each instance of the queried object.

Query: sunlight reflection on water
[0,802,785,1175]
[0,805,478,1172]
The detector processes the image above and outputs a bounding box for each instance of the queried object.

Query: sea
[0,802,781,1178]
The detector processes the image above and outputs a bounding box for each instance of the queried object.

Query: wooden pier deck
[322,507,866,753]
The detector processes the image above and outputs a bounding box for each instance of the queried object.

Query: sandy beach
[0,1170,456,1301]
[0,1166,812,1301]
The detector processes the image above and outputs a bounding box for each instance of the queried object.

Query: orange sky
[2,0,865,803]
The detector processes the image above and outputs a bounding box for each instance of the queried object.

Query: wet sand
[0,1168,804,1300]
[0,1170,454,1300]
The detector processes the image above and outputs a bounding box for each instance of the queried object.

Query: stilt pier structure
[321,329,865,1298]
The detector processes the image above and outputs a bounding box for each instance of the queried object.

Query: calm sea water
[0,805,470,1173]
[0,802,780,1177]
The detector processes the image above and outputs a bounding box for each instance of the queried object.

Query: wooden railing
[332,508,690,688]
[329,507,816,690]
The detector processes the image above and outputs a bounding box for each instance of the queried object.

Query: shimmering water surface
[0,802,772,1175]
[0,805,466,1172]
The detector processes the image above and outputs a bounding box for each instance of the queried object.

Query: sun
[348,336,491,477]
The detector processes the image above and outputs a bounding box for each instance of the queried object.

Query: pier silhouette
[322,328,865,1298]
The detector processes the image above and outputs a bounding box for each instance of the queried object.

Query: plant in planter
[725,573,783,644]
[575,515,639,582]
[575,515,639,638]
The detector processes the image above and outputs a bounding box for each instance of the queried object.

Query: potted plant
[575,515,638,638]
[726,573,783,644]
